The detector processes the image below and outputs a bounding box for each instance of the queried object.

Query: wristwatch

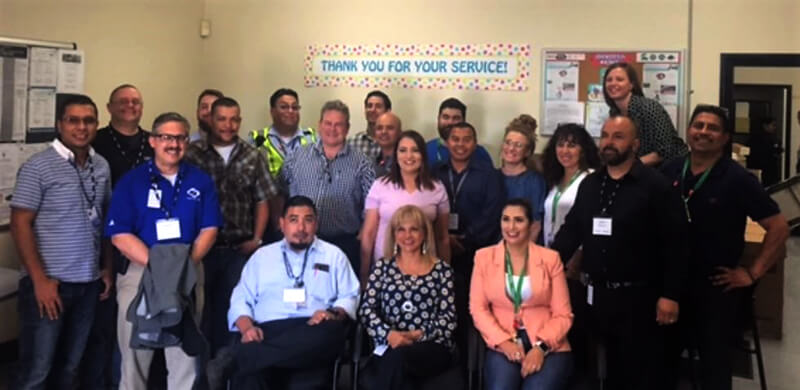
[534,340,551,355]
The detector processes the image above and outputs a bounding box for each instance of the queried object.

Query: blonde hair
[502,114,539,171]
[383,205,437,262]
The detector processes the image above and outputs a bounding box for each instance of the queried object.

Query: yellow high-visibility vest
[251,127,317,178]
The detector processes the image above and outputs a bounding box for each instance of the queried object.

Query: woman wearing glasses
[499,115,546,241]
[603,62,686,166]
[470,198,573,390]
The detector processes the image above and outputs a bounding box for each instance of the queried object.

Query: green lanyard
[504,244,529,314]
[551,170,583,225]
[680,157,713,223]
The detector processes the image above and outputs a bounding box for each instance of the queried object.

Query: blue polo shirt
[105,160,222,247]
[426,138,493,167]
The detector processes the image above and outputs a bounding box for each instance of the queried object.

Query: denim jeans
[484,349,572,390]
[16,276,101,390]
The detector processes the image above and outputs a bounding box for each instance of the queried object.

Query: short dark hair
[364,90,391,110]
[542,123,601,188]
[108,84,139,103]
[270,88,299,108]
[690,104,731,134]
[504,198,533,222]
[383,130,436,191]
[446,121,477,140]
[57,94,98,121]
[602,62,645,112]
[438,98,467,119]
[152,112,190,135]
[197,89,224,105]
[211,97,240,116]
[282,195,317,216]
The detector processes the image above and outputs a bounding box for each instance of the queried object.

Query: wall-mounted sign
[304,43,530,91]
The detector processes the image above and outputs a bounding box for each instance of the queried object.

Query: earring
[422,242,428,255]
[393,244,399,256]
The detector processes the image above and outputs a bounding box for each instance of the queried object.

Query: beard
[601,146,633,166]
[288,241,311,250]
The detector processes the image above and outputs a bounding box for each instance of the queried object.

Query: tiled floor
[732,237,800,390]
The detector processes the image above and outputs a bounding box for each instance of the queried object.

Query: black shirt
[92,125,154,186]
[552,160,688,300]
[660,155,780,279]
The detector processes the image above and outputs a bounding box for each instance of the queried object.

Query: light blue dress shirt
[228,237,361,331]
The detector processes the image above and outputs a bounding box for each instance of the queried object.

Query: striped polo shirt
[10,139,111,283]
[281,141,375,236]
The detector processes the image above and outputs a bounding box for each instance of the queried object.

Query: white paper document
[585,102,610,137]
[57,49,85,93]
[29,47,58,88]
[545,61,579,101]
[542,101,585,135]
[28,88,56,130]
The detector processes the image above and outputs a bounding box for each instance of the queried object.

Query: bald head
[599,115,639,166]
[374,112,402,150]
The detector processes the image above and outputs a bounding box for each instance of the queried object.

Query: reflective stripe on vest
[251,127,316,177]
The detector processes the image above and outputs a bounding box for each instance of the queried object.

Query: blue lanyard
[148,162,184,219]
[282,247,311,288]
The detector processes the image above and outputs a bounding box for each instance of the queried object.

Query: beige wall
[734,67,800,174]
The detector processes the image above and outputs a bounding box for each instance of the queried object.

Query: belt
[580,273,648,290]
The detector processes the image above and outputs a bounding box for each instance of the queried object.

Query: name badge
[147,189,162,209]
[156,218,181,241]
[592,217,612,236]
[448,213,459,231]
[87,206,101,227]
[283,287,306,304]
[587,284,594,306]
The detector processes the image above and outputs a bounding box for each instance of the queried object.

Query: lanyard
[148,162,184,219]
[504,243,529,315]
[551,170,583,224]
[282,247,310,288]
[109,127,147,167]
[598,173,621,216]
[447,168,470,208]
[679,157,713,223]
[436,138,444,162]
[70,157,97,207]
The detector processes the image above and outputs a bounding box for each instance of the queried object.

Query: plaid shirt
[185,137,278,243]
[348,131,381,162]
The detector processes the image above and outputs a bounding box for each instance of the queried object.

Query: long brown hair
[382,130,436,191]
[602,62,645,113]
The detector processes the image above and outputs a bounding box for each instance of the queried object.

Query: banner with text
[304,43,530,91]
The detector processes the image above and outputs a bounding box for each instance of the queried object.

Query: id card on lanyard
[448,169,469,232]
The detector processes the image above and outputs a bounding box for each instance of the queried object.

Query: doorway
[731,84,792,186]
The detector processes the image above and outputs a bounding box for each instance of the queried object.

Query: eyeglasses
[277,104,301,112]
[62,116,98,126]
[503,139,528,149]
[153,133,189,143]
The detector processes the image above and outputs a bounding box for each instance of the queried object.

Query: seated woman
[470,198,573,390]
[358,205,456,390]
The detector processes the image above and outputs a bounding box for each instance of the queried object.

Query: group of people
[8,61,789,390]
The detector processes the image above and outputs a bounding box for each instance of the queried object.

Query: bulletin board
[0,35,85,226]
[539,49,686,138]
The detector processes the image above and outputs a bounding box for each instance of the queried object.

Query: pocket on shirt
[308,274,335,304]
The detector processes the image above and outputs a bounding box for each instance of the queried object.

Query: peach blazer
[470,241,573,353]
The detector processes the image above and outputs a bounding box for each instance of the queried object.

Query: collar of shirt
[603,158,646,182]
[197,137,243,157]
[279,237,321,258]
[52,137,96,161]
[312,139,352,160]
[355,131,375,142]
[269,126,308,142]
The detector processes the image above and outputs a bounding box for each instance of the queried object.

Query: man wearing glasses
[105,112,222,389]
[281,100,375,275]
[250,88,317,180]
[11,94,113,389]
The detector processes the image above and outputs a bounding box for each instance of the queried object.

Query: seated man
[219,195,360,389]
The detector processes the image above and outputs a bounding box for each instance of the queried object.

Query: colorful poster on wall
[304,43,530,91]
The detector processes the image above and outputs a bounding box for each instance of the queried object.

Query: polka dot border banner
[304,43,530,91]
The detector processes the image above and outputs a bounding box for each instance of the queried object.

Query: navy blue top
[426,138,494,167]
[105,160,223,247]
[661,156,780,279]
[433,158,505,253]
[502,170,547,222]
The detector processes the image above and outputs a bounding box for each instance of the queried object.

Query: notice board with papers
[540,49,687,138]
[0,35,84,226]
